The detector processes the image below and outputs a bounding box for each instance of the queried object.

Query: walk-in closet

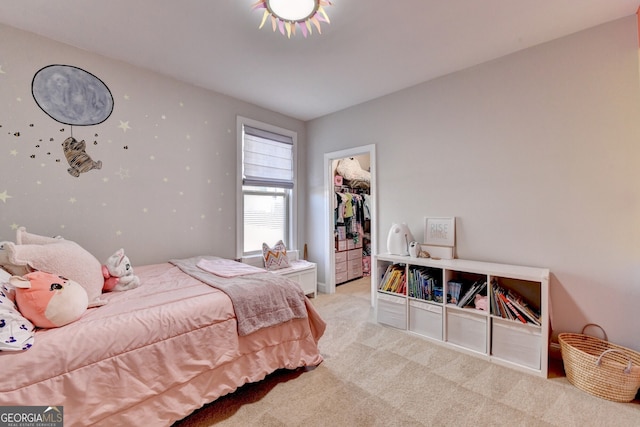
[332,154,372,288]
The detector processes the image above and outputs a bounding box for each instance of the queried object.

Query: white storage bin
[409,300,442,340]
[491,318,541,370]
[377,292,407,330]
[446,309,487,354]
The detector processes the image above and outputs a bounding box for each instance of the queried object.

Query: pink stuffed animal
[10,271,89,328]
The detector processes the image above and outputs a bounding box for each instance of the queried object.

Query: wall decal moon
[32,64,114,126]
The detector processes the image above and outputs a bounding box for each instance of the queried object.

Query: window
[237,117,296,257]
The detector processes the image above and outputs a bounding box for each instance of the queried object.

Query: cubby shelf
[375,254,550,377]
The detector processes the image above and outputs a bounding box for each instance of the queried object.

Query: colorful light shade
[251,0,332,38]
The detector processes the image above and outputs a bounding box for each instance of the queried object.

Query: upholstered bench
[241,252,317,298]
[270,259,317,298]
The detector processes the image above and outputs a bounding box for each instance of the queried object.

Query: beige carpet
[174,278,640,426]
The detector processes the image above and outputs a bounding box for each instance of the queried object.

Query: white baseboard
[317,281,328,294]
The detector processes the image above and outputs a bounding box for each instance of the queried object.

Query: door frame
[323,144,376,305]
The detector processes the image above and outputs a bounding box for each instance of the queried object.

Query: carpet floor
[174,277,640,426]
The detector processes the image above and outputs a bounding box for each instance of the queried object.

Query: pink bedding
[0,262,325,426]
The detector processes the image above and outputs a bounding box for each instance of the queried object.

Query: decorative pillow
[262,240,291,271]
[3,230,106,307]
[0,272,35,351]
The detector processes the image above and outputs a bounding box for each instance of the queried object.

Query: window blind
[243,125,294,189]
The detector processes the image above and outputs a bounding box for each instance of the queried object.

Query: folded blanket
[170,256,307,336]
[196,258,265,278]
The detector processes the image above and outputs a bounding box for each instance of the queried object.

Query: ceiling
[1,1,638,121]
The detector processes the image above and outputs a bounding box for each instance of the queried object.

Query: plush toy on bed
[102,248,140,292]
[10,271,89,328]
[0,227,107,307]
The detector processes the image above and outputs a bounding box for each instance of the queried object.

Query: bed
[0,257,325,426]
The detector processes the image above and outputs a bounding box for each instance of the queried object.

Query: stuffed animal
[102,248,140,292]
[10,271,89,328]
[336,157,371,182]
[62,136,102,177]
[1,238,106,307]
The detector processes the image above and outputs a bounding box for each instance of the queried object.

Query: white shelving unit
[375,254,550,377]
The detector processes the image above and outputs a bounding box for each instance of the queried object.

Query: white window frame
[236,116,297,260]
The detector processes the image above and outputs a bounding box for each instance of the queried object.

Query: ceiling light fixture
[251,0,332,38]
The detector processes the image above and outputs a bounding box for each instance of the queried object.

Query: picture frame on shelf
[424,217,456,247]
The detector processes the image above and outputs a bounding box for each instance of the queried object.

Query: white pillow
[0,278,35,351]
[262,240,291,271]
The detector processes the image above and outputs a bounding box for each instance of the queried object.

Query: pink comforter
[0,263,325,426]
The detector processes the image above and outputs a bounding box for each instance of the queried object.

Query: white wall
[306,16,640,350]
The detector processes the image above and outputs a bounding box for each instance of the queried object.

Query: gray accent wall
[0,24,306,266]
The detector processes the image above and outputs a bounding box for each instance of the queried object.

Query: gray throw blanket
[170,256,308,336]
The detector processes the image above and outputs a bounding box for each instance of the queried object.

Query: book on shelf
[505,289,541,326]
[457,279,486,308]
[447,280,463,304]
[497,292,526,324]
[379,264,406,294]
[491,281,541,326]
[408,266,438,301]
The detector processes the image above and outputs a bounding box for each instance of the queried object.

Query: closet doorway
[324,145,376,306]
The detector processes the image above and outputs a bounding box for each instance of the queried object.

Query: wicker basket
[559,324,640,402]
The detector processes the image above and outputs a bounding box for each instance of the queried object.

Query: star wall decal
[0,190,12,203]
[118,120,131,132]
[115,167,130,180]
